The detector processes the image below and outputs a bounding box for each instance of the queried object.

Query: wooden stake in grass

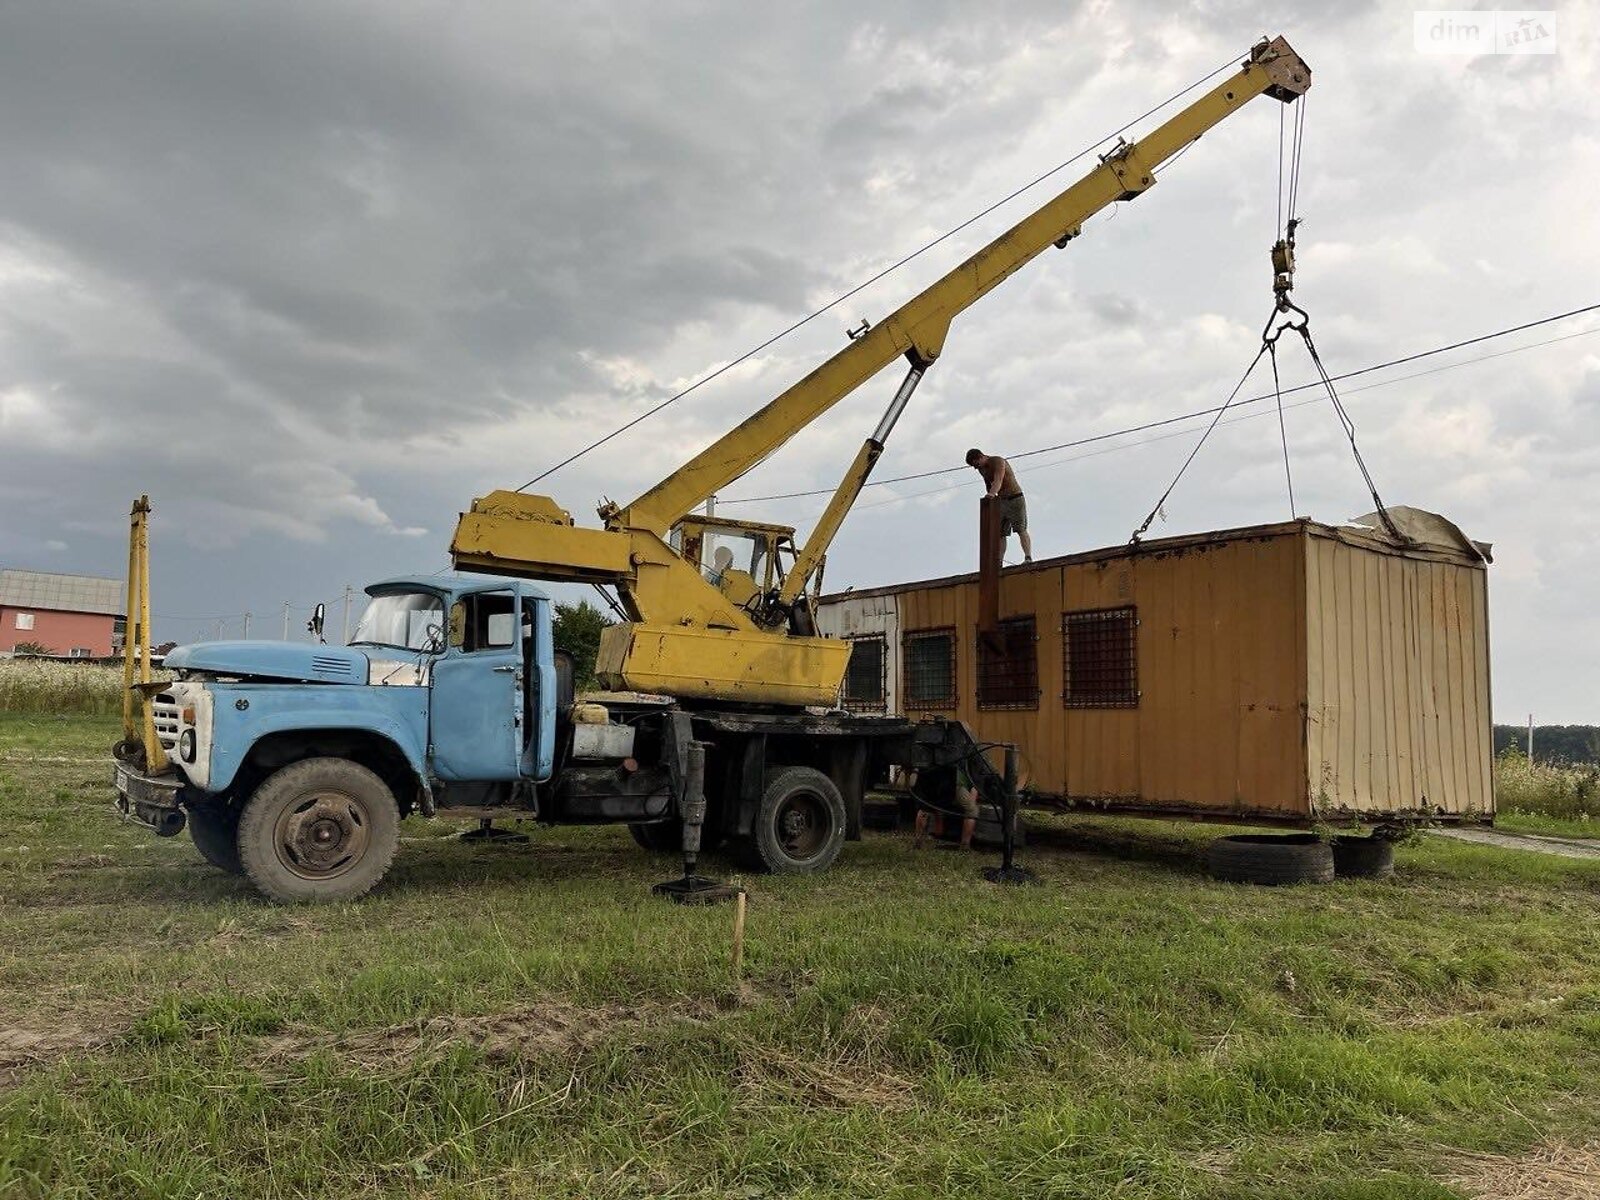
[731,890,747,981]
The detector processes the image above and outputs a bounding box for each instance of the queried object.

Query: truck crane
[113,38,1310,903]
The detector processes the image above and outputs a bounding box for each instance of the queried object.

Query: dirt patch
[737,1046,916,1111]
[1444,1141,1600,1199]
[0,1024,112,1086]
[255,999,681,1071]
[249,995,915,1111]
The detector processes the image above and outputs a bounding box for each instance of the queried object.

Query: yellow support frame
[120,495,167,771]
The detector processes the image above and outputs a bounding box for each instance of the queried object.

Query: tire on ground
[1330,834,1395,879]
[187,803,243,874]
[1204,833,1334,886]
[237,757,400,903]
[746,766,847,874]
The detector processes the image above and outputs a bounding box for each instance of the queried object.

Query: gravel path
[1431,827,1600,861]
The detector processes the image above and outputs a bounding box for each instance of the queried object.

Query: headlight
[179,729,197,763]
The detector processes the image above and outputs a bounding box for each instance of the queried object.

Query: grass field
[3,714,1600,1198]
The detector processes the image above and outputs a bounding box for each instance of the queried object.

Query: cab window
[460,590,517,652]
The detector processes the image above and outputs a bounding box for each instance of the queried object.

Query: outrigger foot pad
[983,865,1039,886]
[653,875,744,906]
[460,820,529,843]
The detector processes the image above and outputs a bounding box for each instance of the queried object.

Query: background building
[0,569,125,658]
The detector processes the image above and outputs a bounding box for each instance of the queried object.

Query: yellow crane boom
[451,36,1310,706]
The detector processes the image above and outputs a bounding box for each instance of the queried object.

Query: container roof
[0,569,124,616]
[819,514,1487,605]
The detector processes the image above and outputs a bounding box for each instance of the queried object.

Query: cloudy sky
[1,2,1595,719]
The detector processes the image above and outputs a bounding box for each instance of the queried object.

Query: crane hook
[1270,216,1301,311]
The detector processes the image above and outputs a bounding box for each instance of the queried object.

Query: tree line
[1494,725,1600,765]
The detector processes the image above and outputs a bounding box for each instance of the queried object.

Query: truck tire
[187,804,243,874]
[745,767,846,874]
[1204,833,1334,886]
[237,758,400,903]
[1331,834,1396,879]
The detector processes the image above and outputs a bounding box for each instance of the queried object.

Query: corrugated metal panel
[0,570,124,616]
[1122,534,1304,817]
[1302,532,1492,817]
[815,593,900,712]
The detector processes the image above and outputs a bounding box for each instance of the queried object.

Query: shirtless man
[966,448,1033,563]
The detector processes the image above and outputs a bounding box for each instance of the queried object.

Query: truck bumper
[113,764,188,836]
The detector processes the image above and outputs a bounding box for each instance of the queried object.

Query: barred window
[903,628,956,709]
[976,616,1038,710]
[1063,607,1139,708]
[841,635,886,711]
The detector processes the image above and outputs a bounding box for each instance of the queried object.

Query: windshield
[703,531,767,586]
[350,592,444,651]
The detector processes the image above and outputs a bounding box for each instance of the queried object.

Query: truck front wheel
[743,767,846,874]
[238,758,400,903]
[187,804,243,875]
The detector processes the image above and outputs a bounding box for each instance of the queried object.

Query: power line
[838,323,1600,513]
[719,301,1600,506]
[513,54,1242,492]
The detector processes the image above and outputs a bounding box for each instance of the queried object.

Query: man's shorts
[954,784,980,819]
[1000,493,1028,536]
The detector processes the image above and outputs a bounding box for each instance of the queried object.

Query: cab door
[429,589,523,781]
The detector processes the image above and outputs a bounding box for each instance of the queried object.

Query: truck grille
[151,693,180,751]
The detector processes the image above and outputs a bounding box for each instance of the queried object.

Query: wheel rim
[273,789,371,880]
[775,790,831,860]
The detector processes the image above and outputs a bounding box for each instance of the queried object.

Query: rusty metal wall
[820,521,1493,824]
[1303,529,1493,818]
[888,531,1307,818]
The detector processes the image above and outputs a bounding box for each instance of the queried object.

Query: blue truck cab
[112,573,672,901]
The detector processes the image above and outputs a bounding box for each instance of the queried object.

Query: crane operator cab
[706,547,758,608]
[671,514,822,628]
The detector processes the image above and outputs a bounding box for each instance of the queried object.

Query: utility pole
[243,611,252,640]
[282,602,290,641]
[212,619,223,642]
[1528,713,1535,765]
[342,584,354,644]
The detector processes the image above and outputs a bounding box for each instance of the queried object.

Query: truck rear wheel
[743,766,846,874]
[238,758,400,903]
[187,804,243,874]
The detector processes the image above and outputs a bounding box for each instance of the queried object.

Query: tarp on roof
[1346,506,1492,563]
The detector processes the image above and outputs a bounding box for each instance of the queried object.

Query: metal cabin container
[818,513,1493,826]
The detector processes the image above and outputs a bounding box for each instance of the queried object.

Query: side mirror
[448,602,466,648]
[306,603,326,644]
